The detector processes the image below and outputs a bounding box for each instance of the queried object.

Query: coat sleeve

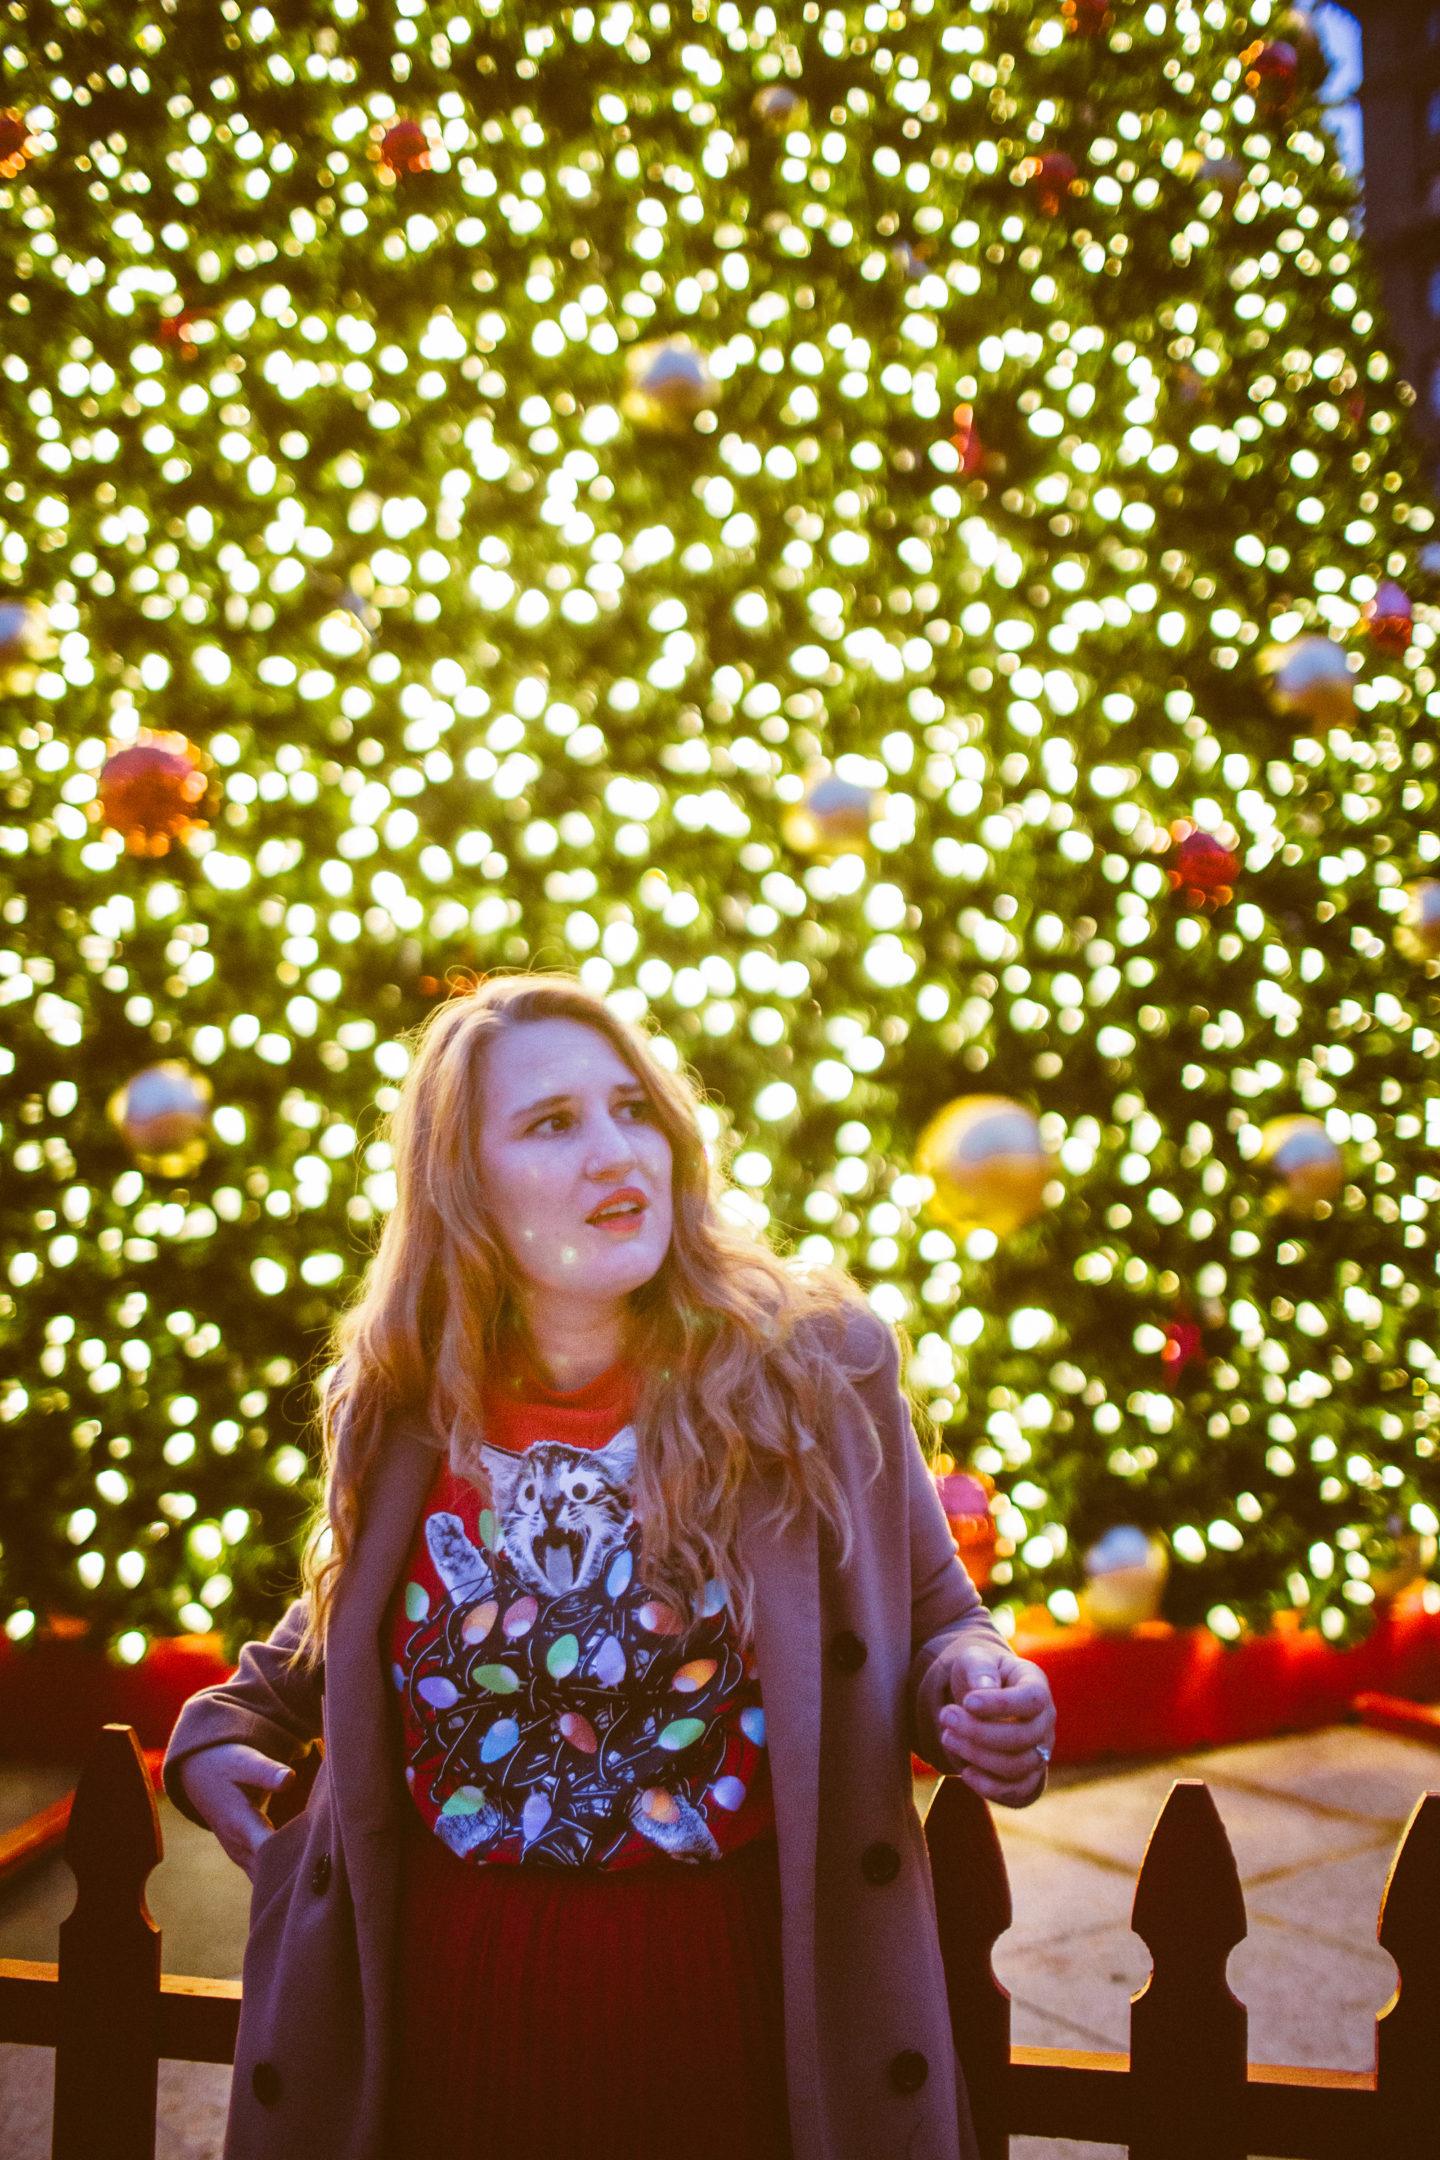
[161,1595,324,1828]
[853,1315,1011,1771]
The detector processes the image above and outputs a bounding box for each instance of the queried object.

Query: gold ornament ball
[317,592,379,659]
[1185,149,1246,207]
[311,568,380,657]
[107,1061,214,1178]
[621,337,719,435]
[1395,880,1440,965]
[1371,1529,1438,1603]
[0,599,55,693]
[916,1095,1055,1239]
[1257,1115,1343,1217]
[1080,1526,1170,1634]
[1258,635,1355,731]
[752,83,808,131]
[780,767,877,859]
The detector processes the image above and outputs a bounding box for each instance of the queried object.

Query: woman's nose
[585,1122,640,1174]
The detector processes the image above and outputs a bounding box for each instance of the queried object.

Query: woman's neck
[509,1328,629,1395]
[532,1349,620,1392]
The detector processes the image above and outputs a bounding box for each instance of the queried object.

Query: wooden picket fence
[0,1723,1436,2158]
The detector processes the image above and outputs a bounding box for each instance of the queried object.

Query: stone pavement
[2,1720,1437,2159]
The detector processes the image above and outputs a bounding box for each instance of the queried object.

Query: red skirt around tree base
[385,1799,793,2160]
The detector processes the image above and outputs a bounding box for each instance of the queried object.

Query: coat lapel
[739,1469,824,2148]
[323,1422,442,1853]
[739,1473,821,1896]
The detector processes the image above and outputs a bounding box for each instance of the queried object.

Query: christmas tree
[2,0,1438,1669]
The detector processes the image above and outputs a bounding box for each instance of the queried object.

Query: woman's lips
[589,1206,647,1236]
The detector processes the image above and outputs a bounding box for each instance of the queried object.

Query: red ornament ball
[159,302,211,358]
[98,733,212,857]
[1273,7,1331,92]
[1160,1315,1204,1388]
[1168,825,1238,909]
[1063,0,1113,33]
[1364,580,1414,657]
[1175,362,1212,407]
[949,403,986,477]
[1026,152,1080,215]
[1244,38,1300,114]
[934,1470,998,1593]
[379,118,431,175]
[0,109,33,177]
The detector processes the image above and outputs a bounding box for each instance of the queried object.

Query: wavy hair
[284,967,913,1675]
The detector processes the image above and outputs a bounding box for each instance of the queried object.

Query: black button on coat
[861,1839,902,1885]
[310,1850,332,1895]
[829,1628,868,1672]
[251,2061,282,2107]
[889,2049,929,2095]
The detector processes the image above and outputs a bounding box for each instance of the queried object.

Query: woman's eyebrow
[510,1084,647,1123]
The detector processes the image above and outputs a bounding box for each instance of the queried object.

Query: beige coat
[164,1307,1010,2160]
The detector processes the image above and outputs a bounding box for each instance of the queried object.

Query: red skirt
[385,1801,793,2160]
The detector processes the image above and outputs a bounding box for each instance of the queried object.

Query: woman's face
[478,1016,675,1322]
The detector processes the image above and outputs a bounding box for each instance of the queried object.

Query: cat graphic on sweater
[419,1426,722,1864]
[423,1426,637,1603]
[481,1426,638,1597]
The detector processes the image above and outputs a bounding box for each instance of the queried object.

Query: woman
[165,970,1057,2160]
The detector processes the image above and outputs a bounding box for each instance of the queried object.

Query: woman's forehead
[486,1018,640,1109]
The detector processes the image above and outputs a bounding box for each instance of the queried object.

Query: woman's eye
[531,1101,651,1133]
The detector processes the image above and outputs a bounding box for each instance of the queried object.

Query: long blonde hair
[285,968,908,1674]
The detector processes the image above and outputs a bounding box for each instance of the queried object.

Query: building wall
[1346,0,1440,476]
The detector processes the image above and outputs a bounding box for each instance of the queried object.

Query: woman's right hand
[178,1743,296,1881]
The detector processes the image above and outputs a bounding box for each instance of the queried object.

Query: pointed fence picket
[51,1725,163,2160]
[0,1722,1436,2157]
[930,1769,1440,2158]
[1373,1778,1440,2153]
[0,1725,240,2160]
[1129,1780,1249,2160]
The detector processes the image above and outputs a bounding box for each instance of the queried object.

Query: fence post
[925,1775,1012,2160]
[1129,1779,1247,2160]
[1375,1788,1440,2149]
[52,1723,162,2160]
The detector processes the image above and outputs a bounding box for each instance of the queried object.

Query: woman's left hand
[935,1640,1057,1806]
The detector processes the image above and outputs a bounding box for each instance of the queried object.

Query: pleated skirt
[384,1801,793,2160]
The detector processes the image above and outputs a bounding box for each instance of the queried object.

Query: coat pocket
[248,1803,311,1921]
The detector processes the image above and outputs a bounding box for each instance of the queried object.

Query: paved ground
[2,1720,1436,2159]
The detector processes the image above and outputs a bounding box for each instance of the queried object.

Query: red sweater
[385,1341,776,1868]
